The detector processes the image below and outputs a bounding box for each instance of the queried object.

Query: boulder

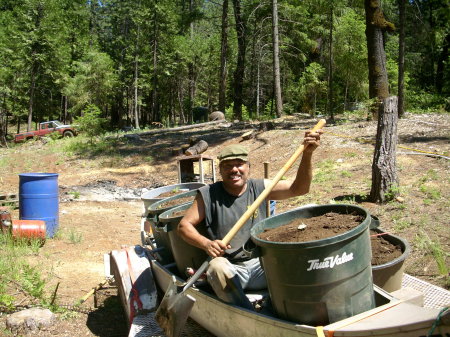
[208,111,225,121]
[6,308,55,333]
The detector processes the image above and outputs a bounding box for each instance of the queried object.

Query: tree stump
[189,136,198,146]
[181,144,190,153]
[370,96,399,203]
[171,147,183,156]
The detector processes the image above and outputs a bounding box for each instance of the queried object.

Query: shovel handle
[222,119,326,245]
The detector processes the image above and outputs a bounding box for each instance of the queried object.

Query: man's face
[219,159,250,189]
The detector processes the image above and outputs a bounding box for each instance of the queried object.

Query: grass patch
[389,211,412,231]
[313,159,335,183]
[344,152,357,158]
[340,170,352,178]
[0,232,49,310]
[67,229,83,244]
[62,135,120,158]
[384,184,401,201]
[419,184,441,200]
[389,201,407,210]
[418,169,439,183]
[68,191,81,199]
[0,156,10,169]
[284,194,317,209]
[415,232,449,276]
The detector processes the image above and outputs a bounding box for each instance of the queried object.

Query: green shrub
[74,105,108,142]
[406,89,448,113]
[48,131,62,141]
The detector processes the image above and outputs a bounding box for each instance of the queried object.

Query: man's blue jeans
[206,257,267,309]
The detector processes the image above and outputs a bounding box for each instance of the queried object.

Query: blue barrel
[19,173,59,238]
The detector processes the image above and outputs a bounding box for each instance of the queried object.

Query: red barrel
[11,219,46,241]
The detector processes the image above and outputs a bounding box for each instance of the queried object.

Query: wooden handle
[222,119,326,244]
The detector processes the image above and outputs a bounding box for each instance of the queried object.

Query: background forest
[0,0,449,135]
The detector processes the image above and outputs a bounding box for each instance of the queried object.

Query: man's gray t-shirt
[198,179,267,262]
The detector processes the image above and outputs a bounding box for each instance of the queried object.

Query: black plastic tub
[159,202,208,277]
[147,189,200,264]
[371,227,410,292]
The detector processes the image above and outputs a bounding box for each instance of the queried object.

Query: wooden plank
[0,194,18,201]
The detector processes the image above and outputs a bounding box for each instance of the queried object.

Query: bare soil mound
[258,212,364,242]
[258,213,404,266]
[370,231,403,265]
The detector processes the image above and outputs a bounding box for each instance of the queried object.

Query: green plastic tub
[250,204,375,325]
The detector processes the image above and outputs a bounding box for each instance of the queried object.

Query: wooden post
[177,161,182,183]
[264,162,270,217]
[199,157,204,183]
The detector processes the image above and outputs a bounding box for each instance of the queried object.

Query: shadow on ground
[86,293,128,337]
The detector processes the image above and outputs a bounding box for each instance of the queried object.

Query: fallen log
[139,120,227,136]
[185,140,208,156]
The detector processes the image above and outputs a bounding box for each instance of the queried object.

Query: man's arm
[267,129,322,200]
[178,193,230,257]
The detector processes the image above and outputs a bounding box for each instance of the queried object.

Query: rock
[395,196,405,203]
[241,130,255,140]
[208,111,225,121]
[6,308,55,333]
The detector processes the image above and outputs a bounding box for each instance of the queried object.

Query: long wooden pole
[222,119,326,244]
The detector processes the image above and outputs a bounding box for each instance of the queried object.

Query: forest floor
[0,112,448,336]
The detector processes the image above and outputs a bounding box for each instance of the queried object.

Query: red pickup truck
[14,121,77,143]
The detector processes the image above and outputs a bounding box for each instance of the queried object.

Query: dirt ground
[0,112,449,336]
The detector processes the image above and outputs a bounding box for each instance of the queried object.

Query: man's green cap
[217,144,249,162]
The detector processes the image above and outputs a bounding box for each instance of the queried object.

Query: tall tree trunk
[370,97,399,203]
[178,80,186,124]
[89,1,98,48]
[364,0,394,100]
[134,26,140,129]
[272,0,282,118]
[151,4,159,123]
[187,0,195,124]
[436,33,449,94]
[397,0,406,118]
[0,95,7,147]
[365,0,399,203]
[26,3,44,132]
[27,68,36,132]
[61,95,68,124]
[327,3,334,121]
[218,0,229,113]
[256,56,261,117]
[427,1,436,89]
[232,0,246,121]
